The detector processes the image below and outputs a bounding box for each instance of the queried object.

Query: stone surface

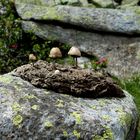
[15,0,90,7]
[22,21,140,77]
[0,73,138,139]
[15,1,140,35]
[90,0,117,8]
[121,0,139,6]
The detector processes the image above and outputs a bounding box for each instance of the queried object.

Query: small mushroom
[54,70,60,75]
[49,47,62,66]
[29,54,37,64]
[49,47,62,58]
[68,46,81,67]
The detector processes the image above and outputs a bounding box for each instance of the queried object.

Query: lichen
[119,112,132,126]
[92,126,114,140]
[102,115,111,121]
[12,114,23,127]
[12,102,22,112]
[31,105,39,110]
[63,130,68,137]
[23,11,33,19]
[44,120,53,128]
[0,75,13,84]
[92,135,104,140]
[91,105,97,110]
[24,94,37,99]
[41,7,64,21]
[103,126,114,140]
[71,111,82,124]
[98,100,107,106]
[73,130,80,139]
[55,99,64,108]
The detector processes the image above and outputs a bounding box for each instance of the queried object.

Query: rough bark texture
[0,73,138,139]
[13,60,125,98]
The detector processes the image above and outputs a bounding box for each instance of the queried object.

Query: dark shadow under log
[13,60,125,98]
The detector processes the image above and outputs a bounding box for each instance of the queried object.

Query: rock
[60,0,81,6]
[15,0,89,7]
[13,60,125,98]
[121,0,139,6]
[0,73,138,139]
[119,6,140,14]
[15,1,140,35]
[77,57,92,69]
[14,0,56,6]
[90,0,117,8]
[21,21,140,78]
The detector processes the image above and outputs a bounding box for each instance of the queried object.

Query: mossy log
[13,60,125,98]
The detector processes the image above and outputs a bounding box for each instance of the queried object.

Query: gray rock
[14,0,56,6]
[15,1,140,35]
[121,0,139,6]
[0,73,138,139]
[21,21,140,77]
[90,0,117,8]
[77,57,92,69]
[61,0,81,6]
[15,0,89,6]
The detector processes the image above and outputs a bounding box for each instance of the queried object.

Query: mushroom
[49,47,62,65]
[29,54,37,65]
[68,46,81,67]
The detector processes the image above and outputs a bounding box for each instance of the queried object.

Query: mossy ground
[114,74,140,139]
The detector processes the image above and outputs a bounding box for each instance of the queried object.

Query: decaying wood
[13,60,125,98]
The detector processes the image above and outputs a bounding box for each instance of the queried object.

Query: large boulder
[0,73,138,139]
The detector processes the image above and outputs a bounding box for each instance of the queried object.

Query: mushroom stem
[75,57,78,67]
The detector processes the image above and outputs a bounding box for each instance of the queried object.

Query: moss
[0,75,13,84]
[73,130,80,139]
[12,114,23,127]
[71,111,82,125]
[44,120,53,128]
[31,105,39,110]
[12,102,22,112]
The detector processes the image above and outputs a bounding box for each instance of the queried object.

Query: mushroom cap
[29,54,37,61]
[49,47,62,58]
[68,46,81,57]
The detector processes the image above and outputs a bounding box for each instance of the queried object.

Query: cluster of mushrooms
[29,46,81,67]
